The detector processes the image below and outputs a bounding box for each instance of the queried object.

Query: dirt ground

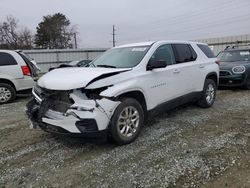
[0,89,250,188]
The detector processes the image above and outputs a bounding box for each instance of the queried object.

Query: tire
[243,75,250,90]
[197,79,216,108]
[0,83,16,104]
[110,98,144,145]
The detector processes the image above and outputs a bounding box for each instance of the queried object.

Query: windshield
[91,46,150,68]
[69,60,79,66]
[217,50,250,62]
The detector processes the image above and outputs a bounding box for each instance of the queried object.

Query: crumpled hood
[38,67,130,90]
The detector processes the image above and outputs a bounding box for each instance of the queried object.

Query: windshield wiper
[97,65,117,68]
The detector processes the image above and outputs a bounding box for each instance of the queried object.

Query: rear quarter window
[172,44,197,63]
[197,44,215,58]
[0,52,18,66]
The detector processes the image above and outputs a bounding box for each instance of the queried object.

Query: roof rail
[224,44,250,50]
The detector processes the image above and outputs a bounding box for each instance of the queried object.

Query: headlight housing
[232,66,245,74]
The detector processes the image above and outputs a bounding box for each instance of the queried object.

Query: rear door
[195,44,217,91]
[171,43,198,95]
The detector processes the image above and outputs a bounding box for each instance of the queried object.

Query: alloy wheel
[206,84,215,104]
[0,87,12,103]
[117,106,140,138]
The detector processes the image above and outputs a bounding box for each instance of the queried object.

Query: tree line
[0,13,77,50]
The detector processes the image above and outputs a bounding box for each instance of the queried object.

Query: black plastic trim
[39,122,107,139]
[148,91,202,118]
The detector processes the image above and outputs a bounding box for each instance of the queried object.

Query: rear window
[0,52,17,66]
[197,44,215,58]
[172,44,197,63]
[18,52,31,65]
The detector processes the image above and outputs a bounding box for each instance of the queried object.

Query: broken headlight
[81,86,110,100]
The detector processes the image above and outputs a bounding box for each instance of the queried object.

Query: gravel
[0,90,250,188]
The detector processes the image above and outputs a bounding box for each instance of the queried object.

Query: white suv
[0,50,39,104]
[26,40,219,145]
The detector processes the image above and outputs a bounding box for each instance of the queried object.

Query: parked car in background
[49,59,92,71]
[0,50,39,104]
[27,40,219,145]
[217,46,250,89]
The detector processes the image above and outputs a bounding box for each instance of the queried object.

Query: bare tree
[0,15,34,49]
[18,27,34,49]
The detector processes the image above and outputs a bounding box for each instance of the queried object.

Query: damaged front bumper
[26,87,120,138]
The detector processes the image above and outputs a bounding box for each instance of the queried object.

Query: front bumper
[26,89,120,138]
[219,74,246,87]
[39,122,108,140]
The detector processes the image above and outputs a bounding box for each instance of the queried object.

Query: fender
[100,80,149,109]
[206,71,219,85]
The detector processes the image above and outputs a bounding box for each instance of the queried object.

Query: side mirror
[147,60,167,70]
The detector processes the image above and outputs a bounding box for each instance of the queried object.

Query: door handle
[173,69,180,73]
[199,65,205,68]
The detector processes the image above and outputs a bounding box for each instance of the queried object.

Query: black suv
[217,46,250,89]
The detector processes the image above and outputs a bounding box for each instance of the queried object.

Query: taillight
[215,60,220,65]
[21,66,31,76]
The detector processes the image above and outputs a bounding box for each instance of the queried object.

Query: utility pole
[112,25,116,47]
[74,33,77,49]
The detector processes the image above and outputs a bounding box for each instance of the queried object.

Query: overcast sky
[1,0,250,48]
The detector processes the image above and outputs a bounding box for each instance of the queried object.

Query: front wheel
[110,98,144,145]
[197,79,217,108]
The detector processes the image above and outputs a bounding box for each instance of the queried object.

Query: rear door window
[197,44,215,58]
[0,52,17,66]
[172,44,197,63]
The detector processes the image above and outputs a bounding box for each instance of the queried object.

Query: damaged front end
[26,84,120,138]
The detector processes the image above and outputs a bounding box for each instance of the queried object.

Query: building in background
[24,48,107,73]
[196,33,250,55]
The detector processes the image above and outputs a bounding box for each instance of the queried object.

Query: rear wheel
[197,79,216,108]
[110,98,144,145]
[0,83,16,104]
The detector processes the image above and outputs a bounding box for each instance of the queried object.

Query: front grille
[220,70,232,76]
[33,84,73,113]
